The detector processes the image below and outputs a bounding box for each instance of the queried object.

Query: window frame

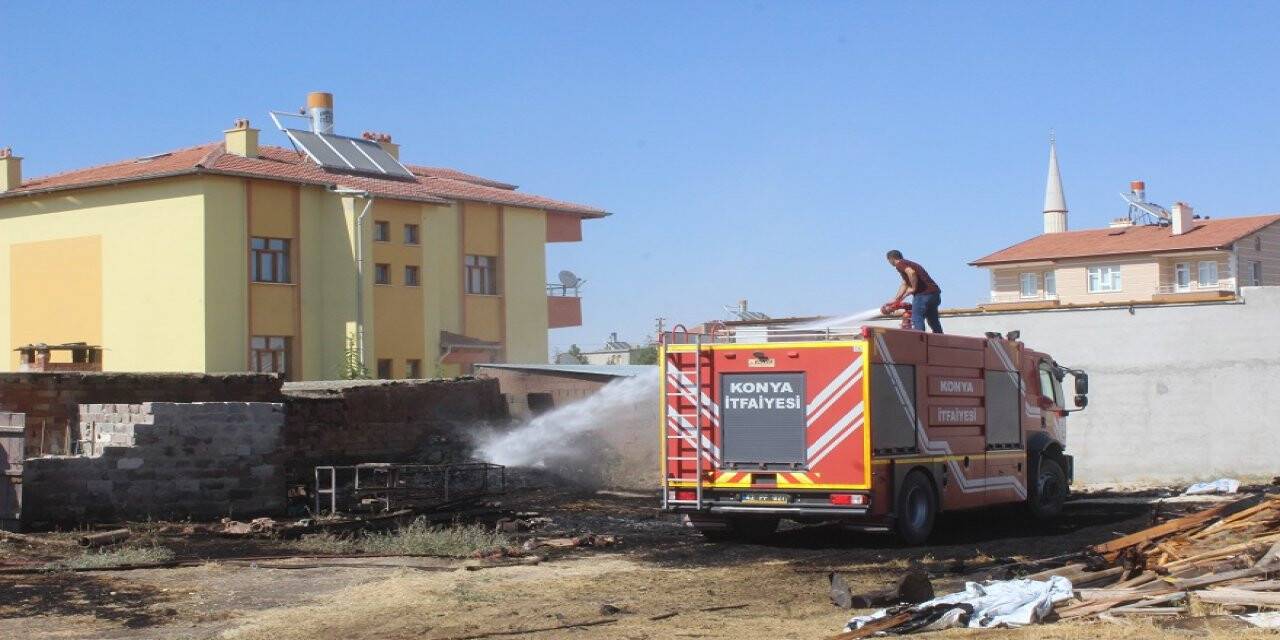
[250,237,291,284]
[464,254,499,295]
[376,359,392,379]
[1019,272,1039,299]
[372,220,391,243]
[1037,361,1062,407]
[1174,262,1191,291]
[250,335,291,380]
[1250,260,1263,286]
[404,223,420,245]
[374,263,391,285]
[1197,260,1218,288]
[406,359,421,378]
[1043,270,1056,297]
[404,265,420,287]
[1087,265,1122,293]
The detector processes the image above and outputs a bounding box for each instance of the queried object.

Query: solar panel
[285,129,349,169]
[282,129,415,180]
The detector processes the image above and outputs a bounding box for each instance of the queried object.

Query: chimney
[0,148,20,192]
[363,131,400,160]
[307,91,334,134]
[1171,201,1194,235]
[223,119,259,158]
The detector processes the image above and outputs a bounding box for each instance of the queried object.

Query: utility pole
[654,317,666,344]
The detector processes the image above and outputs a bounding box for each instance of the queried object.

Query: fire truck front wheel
[894,471,937,545]
[1029,457,1069,520]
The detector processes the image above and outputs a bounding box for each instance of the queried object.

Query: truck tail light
[674,490,697,502]
[829,493,866,506]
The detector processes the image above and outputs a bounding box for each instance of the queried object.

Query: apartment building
[971,143,1280,310]
[0,93,606,379]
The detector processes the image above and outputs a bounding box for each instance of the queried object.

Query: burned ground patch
[0,572,175,629]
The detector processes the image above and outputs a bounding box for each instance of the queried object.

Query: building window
[1175,263,1191,291]
[1087,266,1122,293]
[1043,271,1056,297]
[250,336,290,379]
[404,265,420,286]
[251,237,291,283]
[376,359,392,379]
[374,263,390,285]
[1250,260,1263,286]
[1257,236,1264,252]
[1197,261,1218,288]
[406,359,421,378]
[1019,272,1039,298]
[404,224,420,245]
[465,255,498,295]
[373,220,390,242]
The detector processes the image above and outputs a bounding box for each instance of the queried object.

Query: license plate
[741,493,790,505]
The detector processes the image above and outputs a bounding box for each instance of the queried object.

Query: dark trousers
[912,292,943,333]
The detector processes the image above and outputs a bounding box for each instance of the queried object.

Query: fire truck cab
[659,326,1088,544]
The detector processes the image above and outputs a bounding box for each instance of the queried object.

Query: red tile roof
[971,214,1280,265]
[1,143,607,217]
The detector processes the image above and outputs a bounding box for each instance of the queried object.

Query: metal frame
[313,462,505,516]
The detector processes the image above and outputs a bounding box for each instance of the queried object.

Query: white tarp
[1184,478,1240,495]
[844,576,1074,633]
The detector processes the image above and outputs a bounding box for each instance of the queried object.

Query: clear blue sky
[4,2,1279,354]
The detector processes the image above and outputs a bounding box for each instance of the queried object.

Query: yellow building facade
[0,109,604,379]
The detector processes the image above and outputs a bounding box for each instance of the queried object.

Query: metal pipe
[331,187,374,371]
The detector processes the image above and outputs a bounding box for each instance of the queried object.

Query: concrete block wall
[869,286,1280,485]
[281,378,507,481]
[23,402,285,524]
[0,373,282,457]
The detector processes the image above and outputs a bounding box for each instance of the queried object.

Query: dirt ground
[1,488,1275,640]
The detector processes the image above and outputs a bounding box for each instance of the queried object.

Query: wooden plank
[1172,565,1274,590]
[825,610,913,640]
[1089,495,1262,558]
[1194,588,1280,607]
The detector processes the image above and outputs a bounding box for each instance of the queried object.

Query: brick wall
[23,402,285,524]
[0,373,282,456]
[281,378,507,481]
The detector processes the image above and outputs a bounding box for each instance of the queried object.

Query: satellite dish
[558,270,584,288]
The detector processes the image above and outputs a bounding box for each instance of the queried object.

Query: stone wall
[23,402,285,524]
[281,378,507,481]
[0,373,282,456]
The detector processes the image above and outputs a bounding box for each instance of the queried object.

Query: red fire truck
[659,326,1088,543]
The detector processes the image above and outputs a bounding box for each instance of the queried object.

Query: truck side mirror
[1074,394,1088,409]
[1074,373,1089,395]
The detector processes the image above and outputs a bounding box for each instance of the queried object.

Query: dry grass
[43,544,176,571]
[290,519,511,558]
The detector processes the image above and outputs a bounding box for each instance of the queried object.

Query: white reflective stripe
[946,460,1028,499]
[809,417,864,467]
[666,417,718,464]
[875,333,1027,497]
[807,402,863,459]
[808,357,863,418]
[666,369,720,423]
[806,368,863,428]
[669,413,721,460]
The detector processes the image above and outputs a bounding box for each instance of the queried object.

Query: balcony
[1154,278,1237,302]
[979,291,1061,311]
[547,283,582,328]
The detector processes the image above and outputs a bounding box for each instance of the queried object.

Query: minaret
[1043,132,1068,234]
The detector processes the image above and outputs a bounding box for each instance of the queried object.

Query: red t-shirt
[896,259,941,295]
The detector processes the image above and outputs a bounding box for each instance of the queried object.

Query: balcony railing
[1156,278,1236,295]
[547,283,581,297]
[987,291,1060,304]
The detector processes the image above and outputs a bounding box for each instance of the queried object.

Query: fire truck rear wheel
[1029,457,1068,520]
[895,471,937,545]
